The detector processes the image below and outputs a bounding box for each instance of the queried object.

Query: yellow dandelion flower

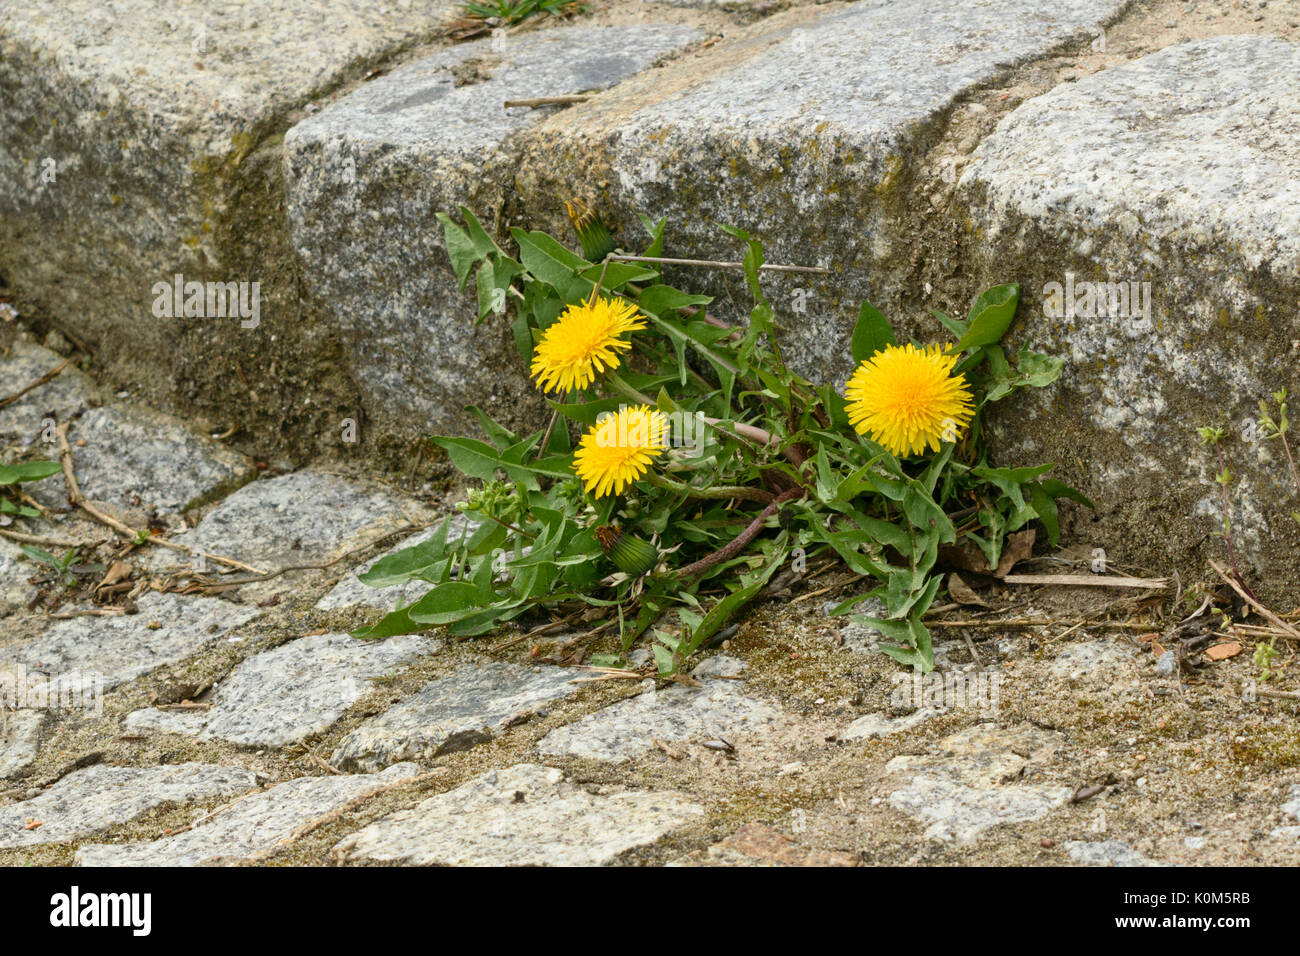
[530,294,645,394]
[573,405,667,498]
[844,343,973,457]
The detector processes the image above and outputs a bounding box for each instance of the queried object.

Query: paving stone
[691,654,747,679]
[330,660,580,771]
[156,468,430,571]
[0,0,461,404]
[0,591,261,691]
[0,709,45,779]
[315,516,478,613]
[0,339,94,442]
[1282,784,1300,820]
[0,539,34,617]
[76,762,420,866]
[960,35,1300,582]
[284,23,704,440]
[671,823,858,867]
[838,707,941,741]
[1064,840,1161,867]
[884,723,1071,843]
[32,404,256,516]
[514,0,1127,389]
[207,632,437,746]
[0,763,257,848]
[536,656,778,762]
[332,763,703,866]
[123,632,436,746]
[1049,640,1138,681]
[122,707,207,737]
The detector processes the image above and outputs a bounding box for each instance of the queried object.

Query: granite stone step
[284,22,706,441]
[0,0,460,408]
[959,34,1300,587]
[513,0,1129,388]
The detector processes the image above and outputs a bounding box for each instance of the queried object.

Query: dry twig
[55,421,265,575]
[0,359,69,410]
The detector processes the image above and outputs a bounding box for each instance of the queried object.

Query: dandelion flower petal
[844,343,973,457]
[573,405,668,498]
[530,294,645,394]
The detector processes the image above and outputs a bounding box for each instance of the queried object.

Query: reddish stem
[676,487,803,579]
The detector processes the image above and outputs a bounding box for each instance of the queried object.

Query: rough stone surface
[537,656,778,762]
[0,591,261,690]
[0,339,95,442]
[672,823,858,867]
[331,660,580,771]
[1154,650,1177,678]
[839,707,941,741]
[0,0,460,408]
[961,35,1300,586]
[0,709,45,778]
[123,707,207,737]
[201,632,435,745]
[1064,840,1160,867]
[76,762,419,866]
[514,0,1127,388]
[315,517,477,612]
[155,468,429,571]
[0,539,32,617]
[1283,784,1300,821]
[885,723,1072,843]
[332,763,703,865]
[126,632,437,747]
[0,763,256,848]
[35,404,256,515]
[1049,640,1138,681]
[284,23,704,439]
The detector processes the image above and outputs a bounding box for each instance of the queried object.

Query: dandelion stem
[701,417,774,446]
[603,370,654,406]
[645,471,775,504]
[1280,430,1300,499]
[476,511,536,542]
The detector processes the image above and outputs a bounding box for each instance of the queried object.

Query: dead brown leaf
[1205,642,1243,662]
[995,529,1036,578]
[939,530,1035,579]
[946,573,989,607]
[95,559,132,593]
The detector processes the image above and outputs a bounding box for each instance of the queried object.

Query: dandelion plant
[354,206,1090,673]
